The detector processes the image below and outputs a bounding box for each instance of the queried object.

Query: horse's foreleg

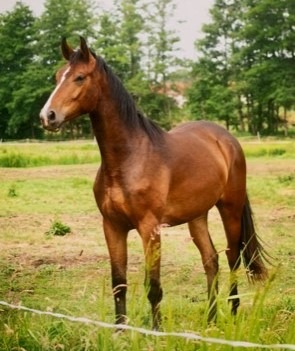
[141,225,163,330]
[189,216,219,323]
[103,219,128,325]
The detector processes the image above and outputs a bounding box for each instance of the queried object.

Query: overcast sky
[0,0,214,59]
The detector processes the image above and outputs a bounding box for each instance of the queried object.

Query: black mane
[96,56,165,142]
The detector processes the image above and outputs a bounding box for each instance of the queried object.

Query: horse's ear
[61,37,74,61]
[79,36,90,62]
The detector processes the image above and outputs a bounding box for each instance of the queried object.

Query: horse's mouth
[42,124,60,132]
[41,120,62,132]
[48,127,60,132]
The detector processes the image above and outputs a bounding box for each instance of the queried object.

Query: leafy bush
[278,174,294,185]
[268,148,286,156]
[45,220,71,236]
[8,185,18,197]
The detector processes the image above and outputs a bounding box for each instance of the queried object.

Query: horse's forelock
[69,49,87,65]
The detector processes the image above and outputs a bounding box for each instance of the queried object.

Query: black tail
[240,195,269,282]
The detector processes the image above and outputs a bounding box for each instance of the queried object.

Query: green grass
[0,171,95,218]
[0,139,294,168]
[0,141,100,167]
[241,140,295,158]
[0,265,294,350]
[0,140,294,350]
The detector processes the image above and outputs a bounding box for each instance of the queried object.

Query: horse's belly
[162,179,224,226]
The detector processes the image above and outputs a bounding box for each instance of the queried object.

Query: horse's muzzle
[40,109,61,132]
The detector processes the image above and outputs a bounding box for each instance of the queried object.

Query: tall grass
[0,271,294,350]
[0,142,100,167]
[0,139,294,168]
[241,140,294,158]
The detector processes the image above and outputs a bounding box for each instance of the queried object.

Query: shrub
[45,220,71,236]
[8,185,18,197]
[278,174,294,185]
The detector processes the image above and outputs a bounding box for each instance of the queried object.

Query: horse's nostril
[48,110,56,121]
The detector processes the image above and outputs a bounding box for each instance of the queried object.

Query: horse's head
[40,37,101,131]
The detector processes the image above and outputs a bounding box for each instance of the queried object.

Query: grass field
[0,140,294,350]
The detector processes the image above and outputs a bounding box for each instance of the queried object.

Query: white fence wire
[0,300,294,350]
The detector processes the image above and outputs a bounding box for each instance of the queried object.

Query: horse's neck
[90,106,146,170]
[89,66,161,171]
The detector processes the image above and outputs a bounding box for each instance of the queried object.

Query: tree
[0,0,98,139]
[144,0,180,84]
[11,0,97,139]
[188,58,237,129]
[0,2,36,139]
[95,0,143,82]
[188,0,241,129]
[95,12,129,80]
[188,0,295,134]
[142,0,181,127]
[119,0,143,79]
[94,0,180,129]
[234,0,295,134]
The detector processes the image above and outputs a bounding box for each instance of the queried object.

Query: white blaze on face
[40,67,71,126]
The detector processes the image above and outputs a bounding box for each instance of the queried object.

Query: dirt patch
[0,210,109,270]
[0,164,98,181]
[0,212,102,240]
[0,212,145,272]
[1,236,107,267]
[6,247,109,270]
[2,239,144,273]
[1,160,294,182]
[247,159,295,175]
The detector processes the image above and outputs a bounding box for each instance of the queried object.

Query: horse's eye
[75,75,85,83]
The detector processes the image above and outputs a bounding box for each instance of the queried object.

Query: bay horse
[40,37,268,329]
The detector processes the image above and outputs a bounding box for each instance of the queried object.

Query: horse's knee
[226,247,241,271]
[204,253,219,280]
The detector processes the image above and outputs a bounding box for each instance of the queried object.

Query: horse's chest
[96,178,166,224]
[100,185,127,217]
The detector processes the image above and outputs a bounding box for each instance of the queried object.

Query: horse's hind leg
[217,201,243,315]
[188,215,219,322]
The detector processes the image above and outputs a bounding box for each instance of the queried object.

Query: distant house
[154,81,190,107]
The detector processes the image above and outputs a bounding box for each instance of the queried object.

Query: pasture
[0,140,294,350]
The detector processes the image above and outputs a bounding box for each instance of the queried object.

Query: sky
[0,0,214,60]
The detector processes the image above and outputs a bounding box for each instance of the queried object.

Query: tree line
[188,0,295,136]
[0,0,294,140]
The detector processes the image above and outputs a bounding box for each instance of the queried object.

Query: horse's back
[170,120,237,143]
[168,120,245,169]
